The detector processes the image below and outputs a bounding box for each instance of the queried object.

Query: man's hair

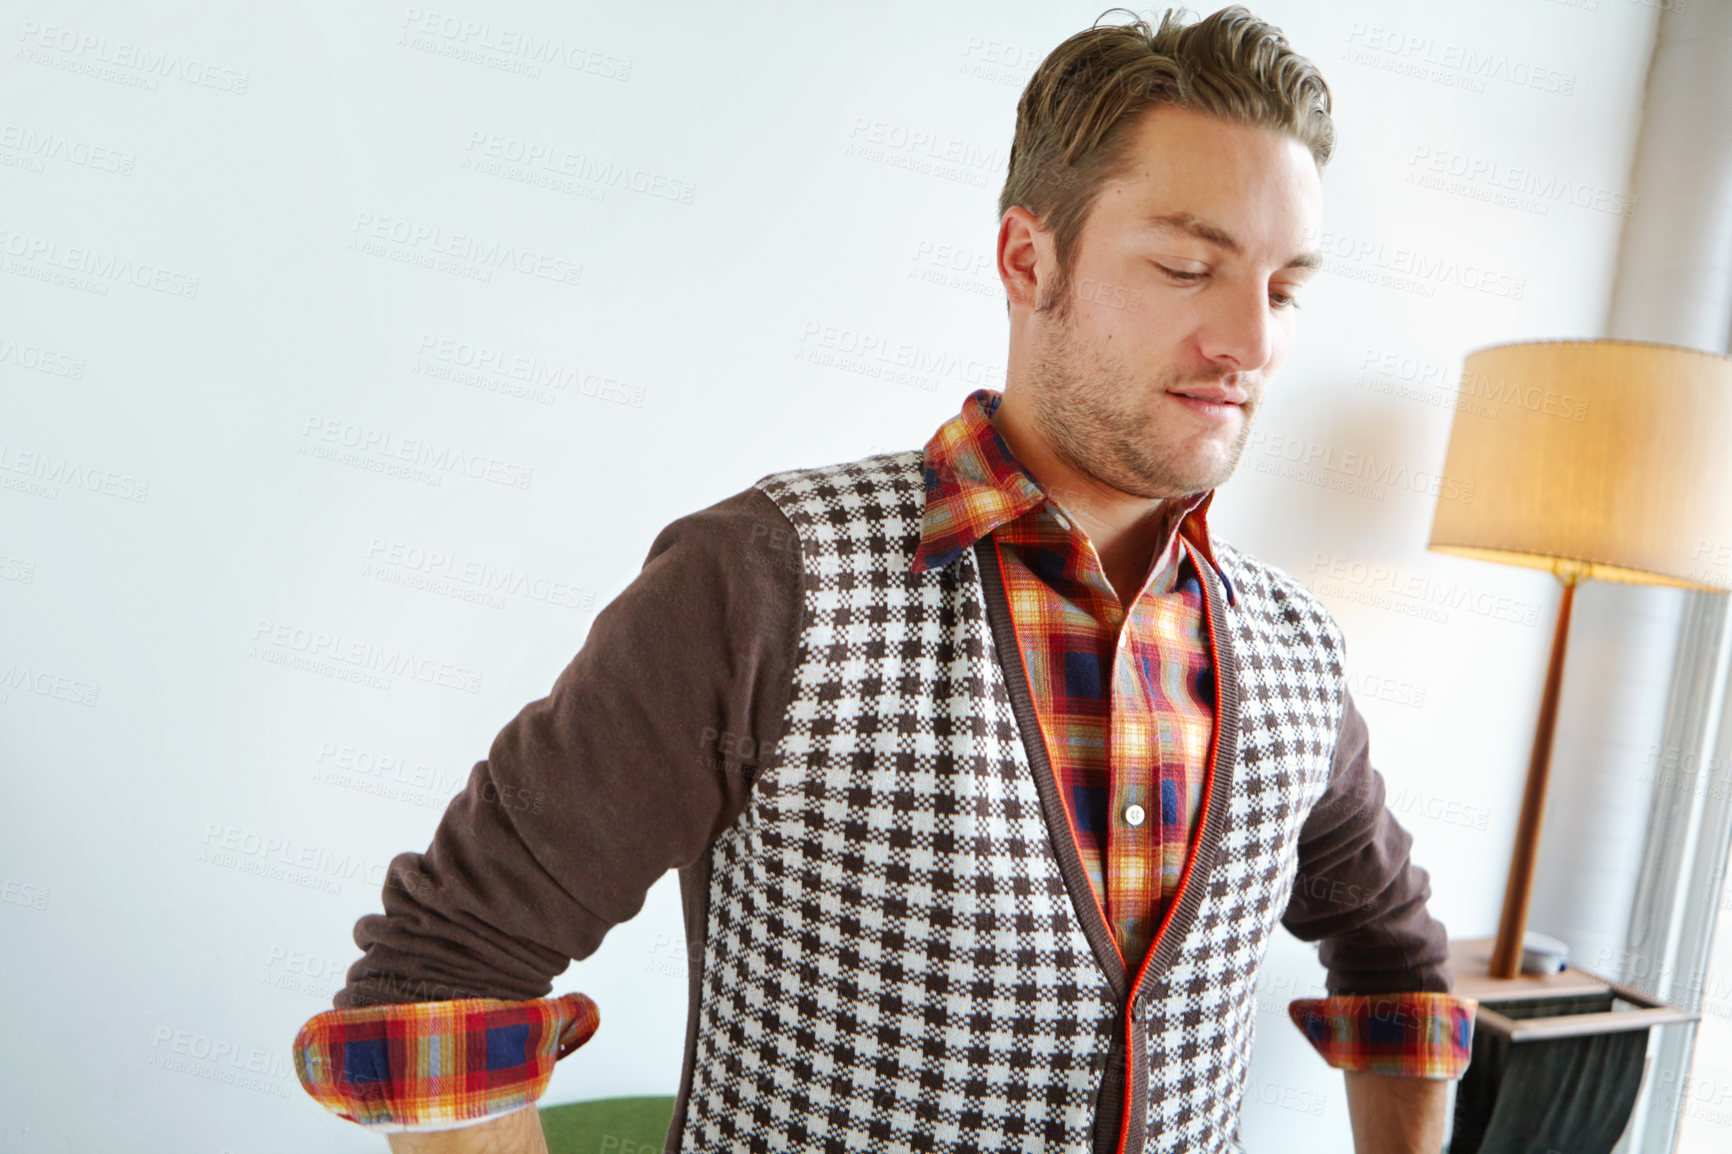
[1000,6,1333,312]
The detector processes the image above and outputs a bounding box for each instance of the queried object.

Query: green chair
[538,1096,677,1154]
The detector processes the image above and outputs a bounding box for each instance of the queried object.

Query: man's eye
[1154,263,1207,283]
[1270,290,1302,310]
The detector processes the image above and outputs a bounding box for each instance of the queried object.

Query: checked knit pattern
[675,450,1345,1154]
[1136,539,1346,1151]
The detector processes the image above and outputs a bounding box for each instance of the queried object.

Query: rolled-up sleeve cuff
[291,992,599,1130]
[1287,992,1476,1079]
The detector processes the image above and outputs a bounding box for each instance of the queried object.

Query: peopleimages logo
[363,536,595,611]
[843,115,1003,189]
[1354,346,1496,420]
[0,333,86,378]
[1458,364,1590,421]
[1344,668,1427,710]
[1309,551,1540,628]
[1407,146,1637,218]
[1314,228,1526,299]
[1246,430,1475,504]
[1342,23,1576,96]
[195,823,397,897]
[146,1025,293,1100]
[462,131,695,204]
[0,224,200,297]
[795,320,1004,394]
[0,441,149,502]
[300,416,534,490]
[0,662,100,707]
[413,334,644,409]
[15,21,251,94]
[347,211,582,287]
[398,7,632,81]
[0,123,136,175]
[248,618,484,694]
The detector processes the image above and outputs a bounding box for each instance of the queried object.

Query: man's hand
[1342,1070,1449,1154]
[384,1106,548,1154]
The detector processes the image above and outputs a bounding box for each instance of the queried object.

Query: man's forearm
[384,1106,548,1154]
[1343,1070,1448,1154]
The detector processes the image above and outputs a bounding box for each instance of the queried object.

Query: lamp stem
[1490,572,1580,979]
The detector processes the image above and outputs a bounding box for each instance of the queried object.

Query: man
[292,8,1475,1153]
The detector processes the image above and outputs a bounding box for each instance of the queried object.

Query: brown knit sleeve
[334,484,805,1008]
[1279,686,1454,996]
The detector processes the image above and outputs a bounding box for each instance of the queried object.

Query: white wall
[0,2,1662,1151]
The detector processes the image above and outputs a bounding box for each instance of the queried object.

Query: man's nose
[1195,281,1275,373]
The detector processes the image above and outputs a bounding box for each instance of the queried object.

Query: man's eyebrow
[1146,211,1322,271]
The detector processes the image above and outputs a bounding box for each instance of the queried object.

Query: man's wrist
[1343,1069,1448,1154]
[385,1104,547,1154]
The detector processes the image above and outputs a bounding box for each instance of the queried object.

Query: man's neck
[988,390,1190,607]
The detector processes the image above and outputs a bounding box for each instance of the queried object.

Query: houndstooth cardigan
[671,449,1348,1154]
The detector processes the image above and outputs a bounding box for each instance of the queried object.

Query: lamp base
[1519,931,1570,976]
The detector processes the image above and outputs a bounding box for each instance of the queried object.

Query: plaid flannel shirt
[909,388,1474,1079]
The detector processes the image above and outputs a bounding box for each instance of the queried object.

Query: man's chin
[1167,456,1241,496]
[1120,467,1230,500]
[1148,441,1240,495]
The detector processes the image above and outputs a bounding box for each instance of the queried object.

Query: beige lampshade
[1428,339,1732,592]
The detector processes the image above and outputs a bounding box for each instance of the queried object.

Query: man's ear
[997,206,1050,314]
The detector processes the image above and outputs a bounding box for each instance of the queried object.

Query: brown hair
[1000,6,1333,312]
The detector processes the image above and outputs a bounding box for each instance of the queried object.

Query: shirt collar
[909,387,1236,606]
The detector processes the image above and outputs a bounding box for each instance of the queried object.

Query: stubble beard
[1027,283,1257,502]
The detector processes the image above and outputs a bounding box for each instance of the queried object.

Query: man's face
[1020,104,1323,500]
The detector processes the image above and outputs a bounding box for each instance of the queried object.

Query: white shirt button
[1124,804,1146,827]
[1052,512,1071,531]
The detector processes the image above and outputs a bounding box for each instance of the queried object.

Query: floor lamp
[1425,339,1732,1153]
[1428,339,1732,979]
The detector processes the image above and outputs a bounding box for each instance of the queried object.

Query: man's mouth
[1168,385,1249,406]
